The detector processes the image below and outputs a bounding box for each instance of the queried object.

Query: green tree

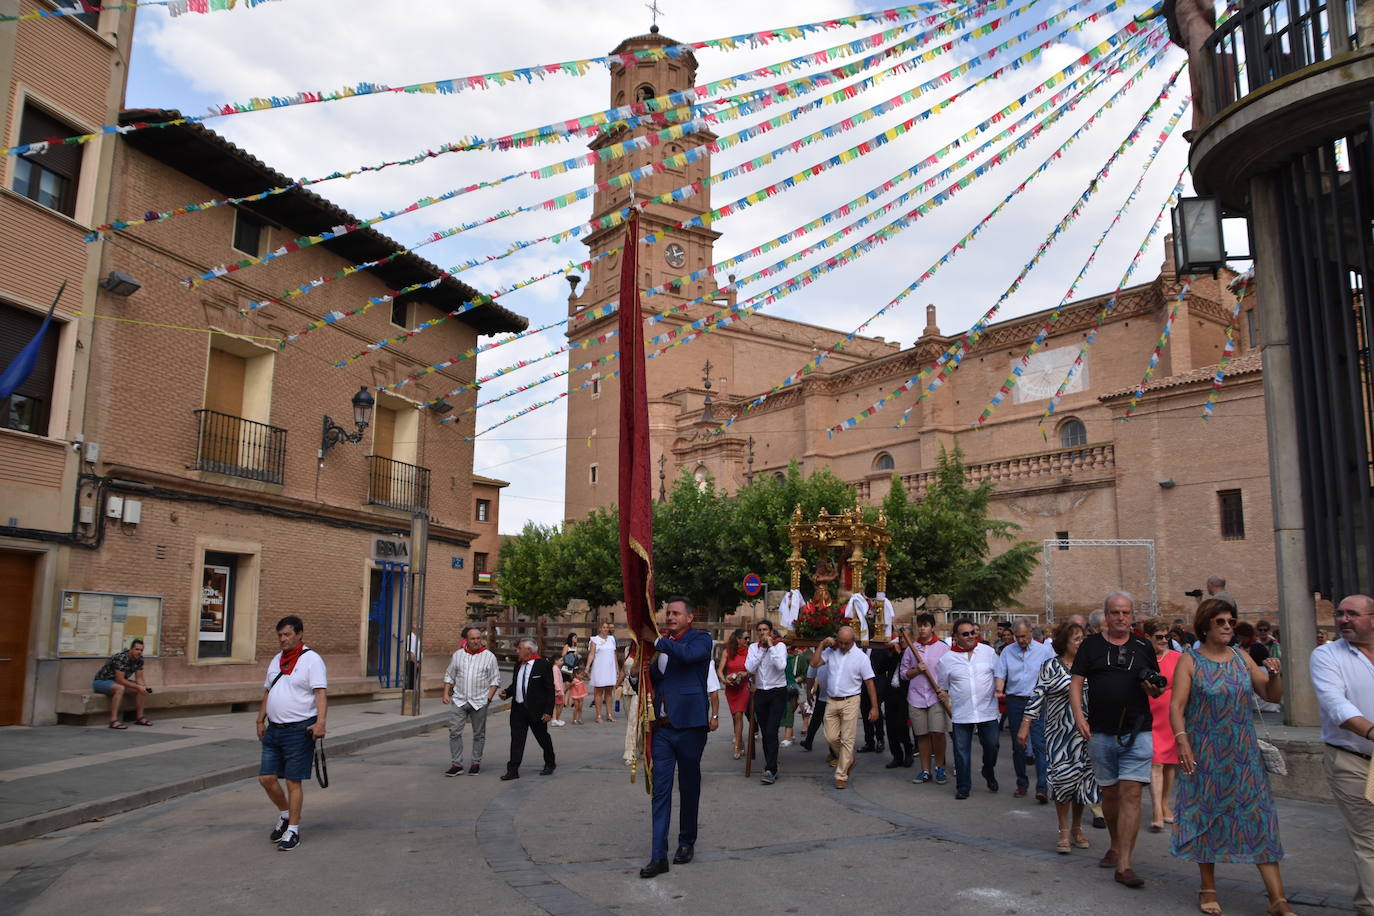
[497,522,559,612]
[653,470,741,615]
[883,446,1039,609]
[554,506,623,610]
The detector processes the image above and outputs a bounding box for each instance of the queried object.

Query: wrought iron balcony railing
[1206,0,1356,118]
[367,454,431,513]
[193,409,287,484]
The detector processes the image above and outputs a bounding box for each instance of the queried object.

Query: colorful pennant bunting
[1123,284,1187,418]
[0,0,280,21]
[1202,271,1253,421]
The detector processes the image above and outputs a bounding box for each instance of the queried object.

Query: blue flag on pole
[0,280,64,400]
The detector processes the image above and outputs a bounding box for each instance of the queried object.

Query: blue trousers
[951,720,1000,795]
[650,725,708,861]
[1004,695,1047,792]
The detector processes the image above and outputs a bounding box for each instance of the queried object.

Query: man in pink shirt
[900,612,951,785]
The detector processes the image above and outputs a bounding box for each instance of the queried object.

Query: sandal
[108,721,127,729]
[135,717,153,726]
[1198,889,1222,915]
[1056,829,1071,854]
[1071,828,1090,849]
[1266,898,1295,916]
[732,743,742,760]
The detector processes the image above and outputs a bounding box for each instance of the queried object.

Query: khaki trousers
[1326,745,1374,915]
[824,694,861,782]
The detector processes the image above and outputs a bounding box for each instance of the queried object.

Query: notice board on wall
[58,591,162,658]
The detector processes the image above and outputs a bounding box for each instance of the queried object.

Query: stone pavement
[0,705,1359,916]
[0,694,479,847]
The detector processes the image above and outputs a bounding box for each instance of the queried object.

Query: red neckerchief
[278,642,307,675]
[951,641,978,654]
[917,635,939,647]
[465,644,486,655]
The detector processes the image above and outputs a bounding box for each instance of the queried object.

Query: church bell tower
[562,24,724,521]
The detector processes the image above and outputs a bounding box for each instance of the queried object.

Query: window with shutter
[0,302,60,435]
[12,104,83,217]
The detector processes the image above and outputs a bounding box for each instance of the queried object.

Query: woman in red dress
[717,628,752,760]
[1145,617,1182,831]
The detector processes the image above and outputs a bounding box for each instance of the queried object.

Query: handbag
[313,737,330,788]
[1235,649,1287,776]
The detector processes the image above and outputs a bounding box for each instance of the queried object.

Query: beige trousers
[1326,745,1374,915]
[824,694,862,782]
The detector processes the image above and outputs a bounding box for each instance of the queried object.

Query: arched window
[1059,418,1087,448]
[635,84,655,103]
[874,452,895,471]
[693,466,709,492]
[774,471,786,483]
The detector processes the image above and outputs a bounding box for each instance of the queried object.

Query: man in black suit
[498,638,556,780]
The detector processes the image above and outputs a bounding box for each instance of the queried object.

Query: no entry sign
[742,573,762,596]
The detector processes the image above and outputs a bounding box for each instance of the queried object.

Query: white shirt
[820,645,875,698]
[264,647,328,724]
[745,641,788,690]
[936,644,999,724]
[1311,638,1374,755]
[442,648,502,709]
[515,658,535,703]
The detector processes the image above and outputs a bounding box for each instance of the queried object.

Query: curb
[0,707,477,848]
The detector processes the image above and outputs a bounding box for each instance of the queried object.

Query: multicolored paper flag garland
[428,23,1161,412]
[714,31,1171,438]
[0,0,279,21]
[971,94,1190,427]
[1122,284,1187,418]
[462,26,1165,434]
[1202,271,1253,421]
[1,3,965,158]
[90,12,974,242]
[309,0,1136,365]
[1036,171,1187,438]
[184,0,1043,290]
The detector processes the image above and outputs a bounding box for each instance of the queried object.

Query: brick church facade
[564,29,1276,620]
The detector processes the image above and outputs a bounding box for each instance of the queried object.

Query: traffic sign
[742,573,762,596]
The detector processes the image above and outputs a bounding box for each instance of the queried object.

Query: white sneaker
[781,739,793,747]
[552,719,565,727]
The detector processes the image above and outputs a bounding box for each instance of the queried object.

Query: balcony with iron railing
[900,442,1115,500]
[193,409,287,485]
[1191,0,1374,207]
[367,455,431,514]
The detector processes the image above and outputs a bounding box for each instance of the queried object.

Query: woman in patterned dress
[1171,599,1292,916]
[1019,620,1098,854]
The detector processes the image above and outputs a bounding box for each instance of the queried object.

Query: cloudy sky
[123,0,1193,533]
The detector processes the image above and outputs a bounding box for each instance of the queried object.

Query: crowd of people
[218,586,1374,916]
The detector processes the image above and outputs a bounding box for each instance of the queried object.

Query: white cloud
[125,0,1191,531]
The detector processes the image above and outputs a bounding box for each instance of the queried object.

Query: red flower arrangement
[794,599,844,639]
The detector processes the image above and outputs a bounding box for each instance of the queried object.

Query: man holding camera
[93,638,152,728]
[1070,591,1163,889]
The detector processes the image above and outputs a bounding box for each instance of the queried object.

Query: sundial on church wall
[1012,344,1088,403]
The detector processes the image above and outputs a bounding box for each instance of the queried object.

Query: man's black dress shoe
[539,764,556,775]
[856,744,876,754]
[986,776,999,792]
[639,859,670,878]
[672,845,694,864]
[500,771,519,781]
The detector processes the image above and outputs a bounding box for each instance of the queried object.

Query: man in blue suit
[638,595,715,879]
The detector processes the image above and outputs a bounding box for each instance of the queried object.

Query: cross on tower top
[702,360,713,391]
[645,0,663,31]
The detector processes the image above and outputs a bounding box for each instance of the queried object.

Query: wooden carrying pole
[896,628,952,716]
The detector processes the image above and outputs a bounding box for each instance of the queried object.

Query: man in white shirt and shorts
[257,615,327,851]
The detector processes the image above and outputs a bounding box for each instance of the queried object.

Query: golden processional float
[783,504,892,645]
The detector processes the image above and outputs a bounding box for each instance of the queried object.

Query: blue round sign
[742,573,762,596]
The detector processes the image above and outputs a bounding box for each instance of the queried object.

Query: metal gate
[370,560,408,688]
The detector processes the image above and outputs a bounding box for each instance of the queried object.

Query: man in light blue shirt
[995,620,1054,800]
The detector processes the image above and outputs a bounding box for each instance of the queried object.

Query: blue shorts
[92,679,117,695]
[260,717,317,781]
[1088,730,1153,786]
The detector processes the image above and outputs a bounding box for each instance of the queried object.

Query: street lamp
[1172,196,1225,275]
[321,385,375,454]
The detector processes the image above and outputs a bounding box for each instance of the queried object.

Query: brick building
[1,8,526,724]
[466,474,508,615]
[1,2,135,726]
[564,28,1274,621]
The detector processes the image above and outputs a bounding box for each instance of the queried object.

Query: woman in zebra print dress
[1020,620,1099,854]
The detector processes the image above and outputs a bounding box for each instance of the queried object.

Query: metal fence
[193,409,287,484]
[367,455,430,513]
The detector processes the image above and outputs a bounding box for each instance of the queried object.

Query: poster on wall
[199,564,230,642]
[58,591,162,658]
